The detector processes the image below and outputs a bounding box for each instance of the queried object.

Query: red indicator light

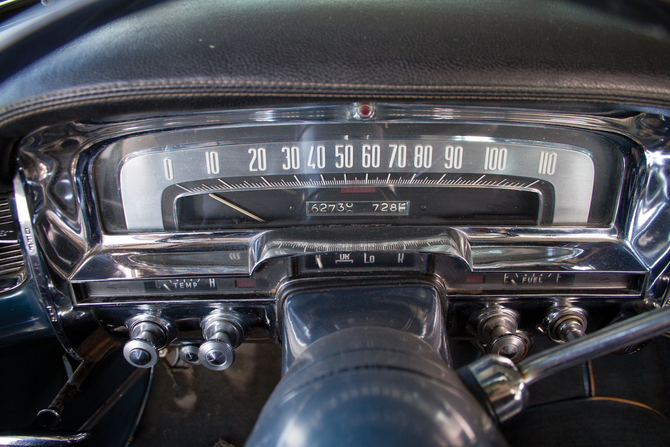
[465,275,485,284]
[359,104,372,117]
[235,279,256,288]
[340,187,377,193]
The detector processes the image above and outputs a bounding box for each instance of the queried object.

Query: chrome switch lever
[123,319,169,368]
[198,316,245,371]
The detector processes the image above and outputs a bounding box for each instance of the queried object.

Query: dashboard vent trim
[0,195,26,292]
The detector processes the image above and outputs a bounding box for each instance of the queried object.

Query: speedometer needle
[208,194,266,222]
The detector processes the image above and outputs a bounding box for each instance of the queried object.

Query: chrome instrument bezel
[107,125,600,231]
[17,103,641,279]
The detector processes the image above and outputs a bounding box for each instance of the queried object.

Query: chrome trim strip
[65,104,665,144]
[0,432,89,446]
[62,226,627,281]
[13,171,82,360]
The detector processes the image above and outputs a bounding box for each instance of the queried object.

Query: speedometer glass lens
[94,123,622,232]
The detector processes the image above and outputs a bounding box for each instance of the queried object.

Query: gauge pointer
[208,194,266,222]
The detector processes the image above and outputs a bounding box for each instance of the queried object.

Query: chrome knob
[199,338,235,371]
[473,307,530,362]
[490,333,530,362]
[179,345,201,365]
[123,320,168,368]
[198,316,245,371]
[542,307,588,343]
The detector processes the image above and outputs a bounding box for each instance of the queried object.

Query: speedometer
[94,121,623,233]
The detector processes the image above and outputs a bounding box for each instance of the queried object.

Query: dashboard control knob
[199,338,235,371]
[472,307,530,362]
[123,320,168,368]
[126,342,154,366]
[179,345,201,365]
[198,316,245,371]
[490,333,531,362]
[542,307,588,343]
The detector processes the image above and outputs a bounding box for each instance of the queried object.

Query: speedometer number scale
[109,128,601,232]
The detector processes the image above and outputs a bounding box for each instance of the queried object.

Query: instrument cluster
[93,112,624,234]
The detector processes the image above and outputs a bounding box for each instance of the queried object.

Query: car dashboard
[14,103,651,345]
[2,1,670,446]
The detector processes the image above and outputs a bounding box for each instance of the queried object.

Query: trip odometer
[94,122,622,232]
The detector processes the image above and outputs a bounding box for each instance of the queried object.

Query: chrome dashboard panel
[12,102,670,360]
[18,105,636,264]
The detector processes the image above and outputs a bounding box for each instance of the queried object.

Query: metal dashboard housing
[12,103,667,361]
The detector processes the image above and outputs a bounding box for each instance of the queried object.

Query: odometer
[306,201,410,216]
